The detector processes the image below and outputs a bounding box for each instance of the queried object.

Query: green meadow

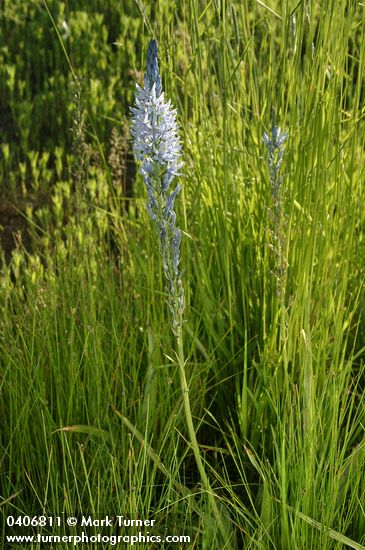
[1,0,364,548]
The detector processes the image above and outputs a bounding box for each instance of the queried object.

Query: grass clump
[1,0,365,548]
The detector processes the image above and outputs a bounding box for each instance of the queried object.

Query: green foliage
[1,0,365,548]
[0,0,140,195]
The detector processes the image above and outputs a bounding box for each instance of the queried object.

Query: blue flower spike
[131,39,184,333]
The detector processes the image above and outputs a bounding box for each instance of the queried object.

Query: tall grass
[1,0,365,548]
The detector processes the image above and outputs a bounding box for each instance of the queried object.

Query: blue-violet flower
[263,122,288,296]
[130,39,184,333]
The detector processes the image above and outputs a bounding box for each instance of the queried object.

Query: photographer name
[81,516,155,528]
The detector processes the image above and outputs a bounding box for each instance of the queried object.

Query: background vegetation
[1,0,364,548]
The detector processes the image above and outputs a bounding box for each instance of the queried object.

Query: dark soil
[0,201,32,263]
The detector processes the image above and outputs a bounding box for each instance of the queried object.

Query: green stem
[176,326,229,543]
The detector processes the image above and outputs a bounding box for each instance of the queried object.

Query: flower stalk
[263,117,290,394]
[263,121,288,301]
[130,39,184,334]
[131,39,229,543]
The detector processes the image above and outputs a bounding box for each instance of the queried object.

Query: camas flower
[263,120,289,297]
[130,39,184,333]
[263,124,288,202]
